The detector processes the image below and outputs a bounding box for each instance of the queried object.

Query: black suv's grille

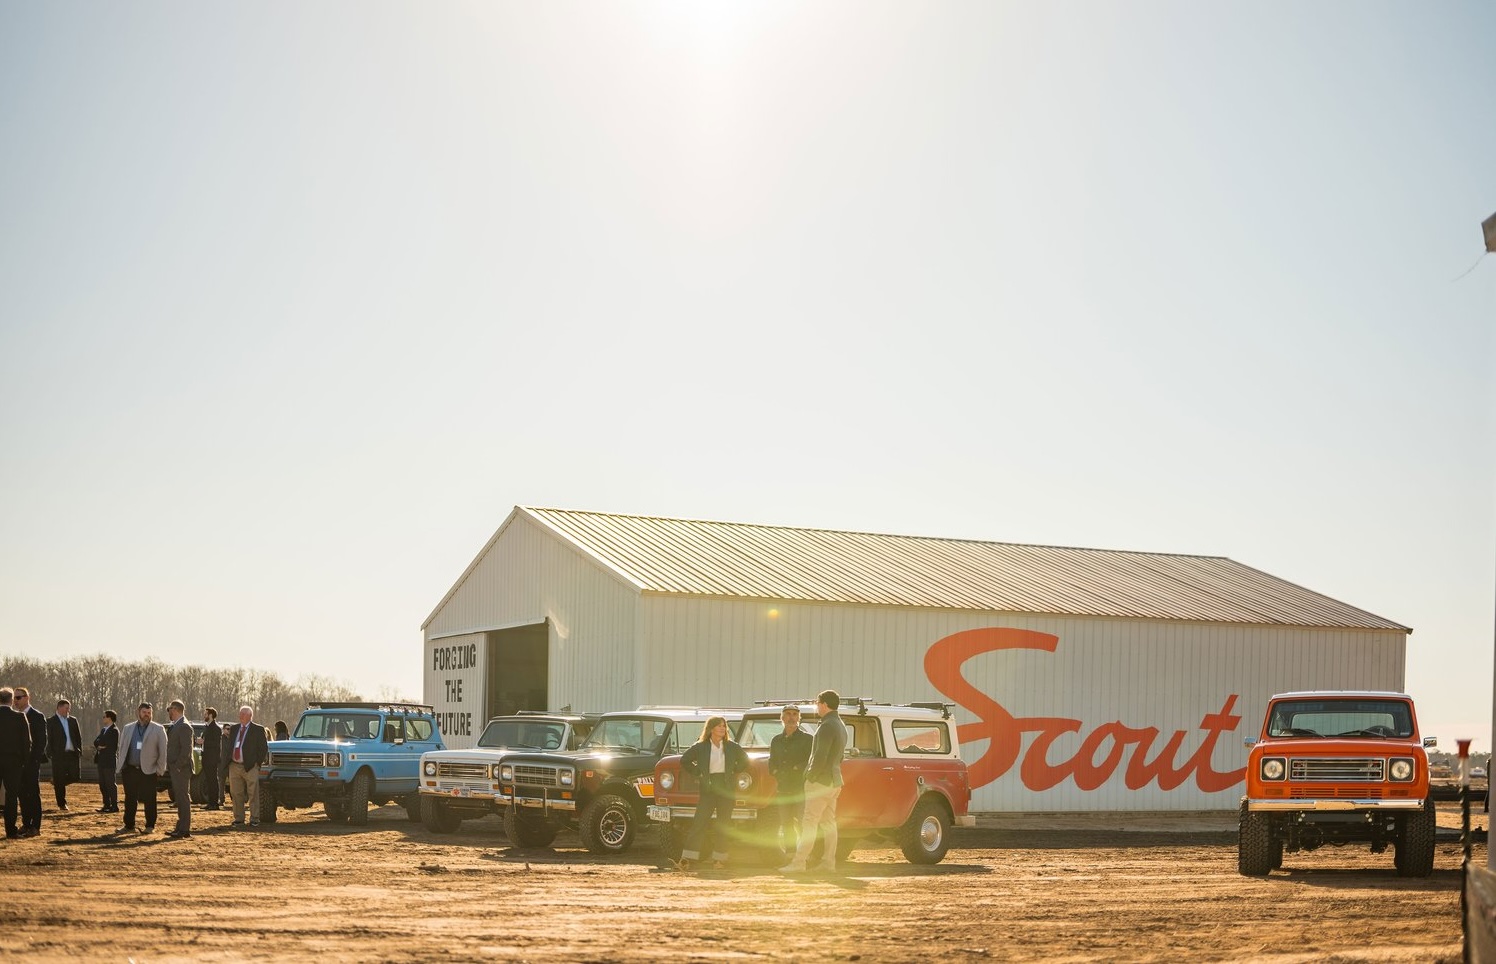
[513,764,561,787]
[1290,758,1385,782]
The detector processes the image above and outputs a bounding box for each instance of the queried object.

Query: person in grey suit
[780,689,848,875]
[164,700,194,839]
[115,702,168,833]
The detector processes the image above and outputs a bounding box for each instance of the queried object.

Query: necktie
[235,726,247,763]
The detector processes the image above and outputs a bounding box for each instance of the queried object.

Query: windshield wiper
[1284,728,1322,737]
[1334,729,1393,739]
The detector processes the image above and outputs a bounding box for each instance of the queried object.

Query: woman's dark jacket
[680,738,750,788]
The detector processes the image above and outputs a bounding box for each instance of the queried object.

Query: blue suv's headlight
[325,752,342,767]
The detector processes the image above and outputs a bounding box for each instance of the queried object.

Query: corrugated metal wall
[637,596,1406,811]
[424,514,641,735]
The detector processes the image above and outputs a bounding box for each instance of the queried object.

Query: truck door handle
[881,766,895,771]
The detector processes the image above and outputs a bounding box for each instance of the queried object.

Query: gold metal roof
[520,507,1409,632]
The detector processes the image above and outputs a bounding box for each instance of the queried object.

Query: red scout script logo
[924,627,1247,793]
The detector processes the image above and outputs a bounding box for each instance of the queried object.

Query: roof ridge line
[521,506,1231,561]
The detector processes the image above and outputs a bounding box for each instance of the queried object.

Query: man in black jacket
[767,705,814,861]
[14,687,47,836]
[93,711,120,813]
[0,688,33,839]
[46,698,84,811]
[200,707,223,810]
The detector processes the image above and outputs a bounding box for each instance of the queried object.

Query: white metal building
[423,506,1410,812]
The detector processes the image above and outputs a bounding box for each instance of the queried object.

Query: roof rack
[512,709,603,720]
[752,698,952,719]
[306,701,435,714]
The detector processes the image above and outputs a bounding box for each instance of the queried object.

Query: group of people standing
[676,688,848,875]
[0,687,272,842]
[0,687,85,839]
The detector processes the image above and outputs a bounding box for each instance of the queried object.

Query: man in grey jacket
[164,700,194,839]
[780,689,847,874]
[116,702,168,833]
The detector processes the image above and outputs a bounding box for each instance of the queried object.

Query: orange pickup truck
[1239,691,1437,877]
[649,699,975,866]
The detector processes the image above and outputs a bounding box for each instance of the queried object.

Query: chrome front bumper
[1247,798,1426,812]
[507,791,577,813]
[647,804,757,822]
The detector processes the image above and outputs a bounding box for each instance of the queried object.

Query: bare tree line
[0,653,365,732]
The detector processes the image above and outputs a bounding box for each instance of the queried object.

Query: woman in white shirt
[677,716,749,871]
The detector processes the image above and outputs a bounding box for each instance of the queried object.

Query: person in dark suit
[14,687,47,836]
[164,700,194,839]
[224,705,270,827]
[219,722,233,809]
[46,698,84,811]
[93,711,120,812]
[0,687,33,839]
[200,707,223,811]
[767,705,814,861]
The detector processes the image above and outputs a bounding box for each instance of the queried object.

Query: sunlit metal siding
[636,596,1407,811]
[424,512,640,745]
[525,508,1407,631]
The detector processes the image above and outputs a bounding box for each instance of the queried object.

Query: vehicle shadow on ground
[1264,866,1464,891]
[968,829,1235,850]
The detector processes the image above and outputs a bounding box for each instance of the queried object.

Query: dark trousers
[121,765,157,829]
[202,756,222,808]
[97,759,118,809]
[168,766,191,833]
[683,775,734,862]
[773,789,804,857]
[1,759,22,836]
[20,760,42,829]
[51,752,81,807]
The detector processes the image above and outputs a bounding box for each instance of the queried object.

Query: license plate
[647,805,670,823]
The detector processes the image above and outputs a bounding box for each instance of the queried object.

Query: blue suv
[260,702,445,826]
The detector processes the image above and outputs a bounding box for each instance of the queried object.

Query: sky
[2,3,1493,747]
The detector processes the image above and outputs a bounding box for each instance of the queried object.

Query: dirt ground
[0,785,1485,962]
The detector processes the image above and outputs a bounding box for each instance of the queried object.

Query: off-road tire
[659,821,687,862]
[1396,799,1436,878]
[347,771,372,826]
[900,796,952,864]
[1238,804,1274,876]
[503,808,559,849]
[422,797,461,834]
[579,793,636,854]
[402,794,422,823]
[325,801,348,824]
[259,786,279,824]
[1271,838,1284,870]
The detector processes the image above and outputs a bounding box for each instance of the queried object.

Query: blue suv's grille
[270,752,324,768]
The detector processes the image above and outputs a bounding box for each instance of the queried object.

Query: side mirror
[1423,736,1438,749]
[1243,737,1257,749]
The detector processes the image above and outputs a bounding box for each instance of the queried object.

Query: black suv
[496,708,742,853]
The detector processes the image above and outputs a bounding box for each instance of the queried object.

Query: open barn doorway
[485,621,548,718]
